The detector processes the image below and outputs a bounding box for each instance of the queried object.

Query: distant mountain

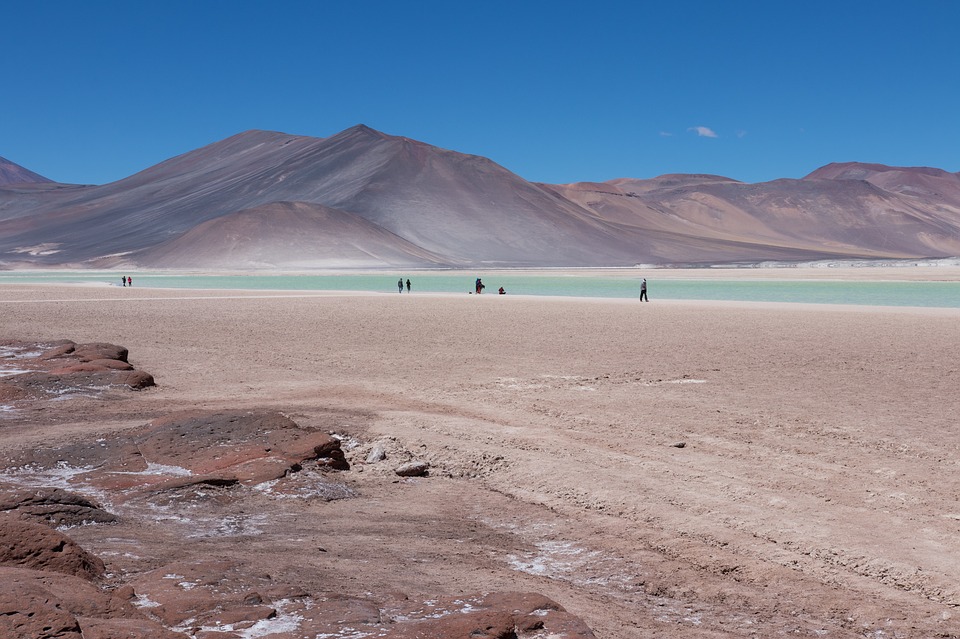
[0,156,52,186]
[134,201,451,269]
[1,126,958,269]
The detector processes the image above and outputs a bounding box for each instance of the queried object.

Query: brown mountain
[0,126,958,269]
[549,166,960,263]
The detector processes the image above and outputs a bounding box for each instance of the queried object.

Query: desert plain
[1,270,959,638]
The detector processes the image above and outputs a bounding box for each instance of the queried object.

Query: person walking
[406,278,411,293]
[398,278,404,293]
[122,276,127,287]
[639,278,648,302]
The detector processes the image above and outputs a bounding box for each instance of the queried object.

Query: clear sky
[3,1,959,186]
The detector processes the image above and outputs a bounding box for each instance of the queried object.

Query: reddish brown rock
[70,342,129,363]
[132,410,350,486]
[0,576,83,638]
[49,360,134,374]
[0,339,154,405]
[379,592,596,639]
[4,409,351,502]
[37,340,78,360]
[0,513,105,579]
[0,486,117,526]
[0,567,172,639]
[75,617,187,639]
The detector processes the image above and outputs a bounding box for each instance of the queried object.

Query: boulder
[0,487,117,526]
[0,514,105,579]
[0,576,83,638]
[131,410,350,486]
[366,444,387,463]
[0,567,167,639]
[394,461,430,477]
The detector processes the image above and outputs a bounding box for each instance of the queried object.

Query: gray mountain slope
[0,156,52,186]
[1,126,959,268]
[131,201,452,269]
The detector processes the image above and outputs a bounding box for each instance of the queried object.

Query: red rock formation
[0,339,154,407]
[0,514,104,579]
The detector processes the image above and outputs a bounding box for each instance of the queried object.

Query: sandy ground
[2,282,959,638]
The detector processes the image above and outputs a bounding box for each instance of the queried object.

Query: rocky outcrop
[378,592,596,638]
[0,339,155,406]
[0,514,104,579]
[0,567,176,639]
[133,409,350,486]
[5,409,351,497]
[0,487,117,526]
[0,403,598,638]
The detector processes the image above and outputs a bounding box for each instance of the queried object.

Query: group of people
[391,276,646,299]
[473,279,506,294]
[121,276,133,287]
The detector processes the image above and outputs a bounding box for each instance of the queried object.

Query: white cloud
[659,131,673,137]
[688,126,718,138]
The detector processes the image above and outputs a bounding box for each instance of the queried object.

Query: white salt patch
[133,594,161,608]
[507,540,600,578]
[333,433,362,451]
[496,377,547,390]
[111,461,193,477]
[0,346,44,359]
[186,513,268,538]
[253,479,280,492]
[0,368,32,377]
[215,599,305,638]
[1,461,95,489]
[682,611,703,625]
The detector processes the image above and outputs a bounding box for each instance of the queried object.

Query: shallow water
[2,271,959,308]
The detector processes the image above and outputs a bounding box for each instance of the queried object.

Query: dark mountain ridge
[1,126,958,269]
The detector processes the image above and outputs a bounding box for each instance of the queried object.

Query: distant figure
[122,276,127,287]
[398,278,403,293]
[475,278,485,294]
[127,276,133,287]
[406,278,411,293]
[639,278,648,302]
[498,287,505,295]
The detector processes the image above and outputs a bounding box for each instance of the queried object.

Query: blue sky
[3,1,958,185]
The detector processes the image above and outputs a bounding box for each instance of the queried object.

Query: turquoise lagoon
[2,271,959,309]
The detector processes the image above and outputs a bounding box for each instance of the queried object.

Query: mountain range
[2,125,959,269]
